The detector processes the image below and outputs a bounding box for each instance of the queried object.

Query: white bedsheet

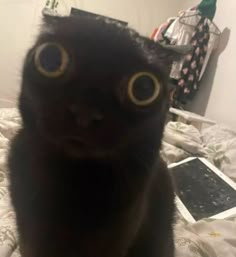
[0,108,235,257]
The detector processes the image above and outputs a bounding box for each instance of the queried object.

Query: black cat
[8,16,176,257]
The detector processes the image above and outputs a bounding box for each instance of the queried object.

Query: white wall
[199,0,236,129]
[178,0,199,10]
[180,1,236,130]
[0,0,45,107]
[0,1,33,106]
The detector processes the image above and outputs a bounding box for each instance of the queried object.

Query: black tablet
[169,158,236,223]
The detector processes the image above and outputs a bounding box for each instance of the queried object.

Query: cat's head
[20,16,177,159]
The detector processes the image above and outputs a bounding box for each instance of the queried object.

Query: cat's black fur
[8,16,176,257]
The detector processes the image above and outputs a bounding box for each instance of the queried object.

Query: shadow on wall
[186,27,231,116]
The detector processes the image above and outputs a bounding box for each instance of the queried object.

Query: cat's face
[20,16,173,158]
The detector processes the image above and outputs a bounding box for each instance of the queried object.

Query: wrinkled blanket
[163,122,236,257]
[0,108,236,257]
[0,108,21,257]
[162,121,236,182]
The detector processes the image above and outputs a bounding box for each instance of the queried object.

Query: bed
[0,108,236,257]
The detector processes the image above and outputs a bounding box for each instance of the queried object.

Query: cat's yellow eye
[128,72,161,106]
[34,42,69,78]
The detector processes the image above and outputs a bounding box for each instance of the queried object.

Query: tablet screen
[170,158,236,221]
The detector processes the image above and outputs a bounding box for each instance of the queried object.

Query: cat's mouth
[64,136,94,149]
[42,125,122,158]
[63,135,114,158]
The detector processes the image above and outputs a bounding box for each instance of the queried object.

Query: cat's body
[9,16,175,257]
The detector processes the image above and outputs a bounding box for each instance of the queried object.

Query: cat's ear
[41,12,64,34]
[42,12,61,26]
[143,38,192,74]
[142,37,192,71]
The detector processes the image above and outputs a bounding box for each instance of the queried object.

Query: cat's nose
[67,105,104,129]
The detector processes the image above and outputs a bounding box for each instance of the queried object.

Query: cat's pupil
[133,75,155,101]
[39,45,62,72]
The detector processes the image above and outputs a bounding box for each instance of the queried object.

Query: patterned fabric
[174,17,210,105]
